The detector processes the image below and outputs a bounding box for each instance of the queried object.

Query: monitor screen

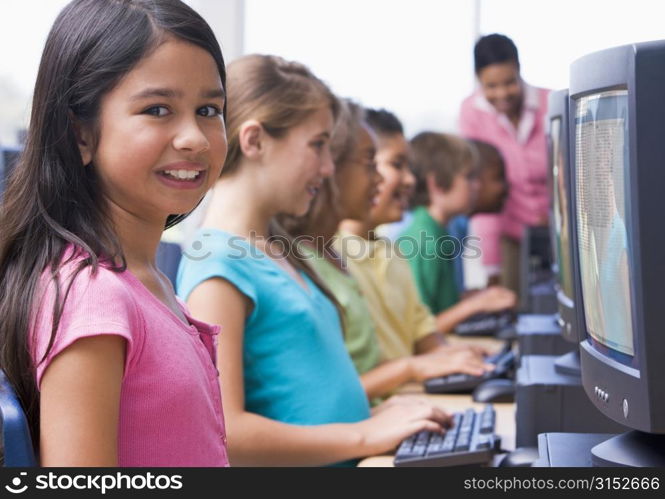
[575,89,634,361]
[550,117,574,301]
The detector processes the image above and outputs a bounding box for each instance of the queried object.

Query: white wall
[0,0,70,145]
[244,0,477,137]
[0,0,245,146]
[4,0,665,146]
[479,0,665,91]
[185,0,245,63]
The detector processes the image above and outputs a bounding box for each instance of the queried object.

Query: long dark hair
[474,33,519,74]
[0,0,225,454]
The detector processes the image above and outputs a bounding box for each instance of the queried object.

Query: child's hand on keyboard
[430,343,490,357]
[355,400,452,456]
[409,349,495,381]
[469,286,517,313]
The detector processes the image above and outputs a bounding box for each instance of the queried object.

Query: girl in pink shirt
[459,33,550,292]
[0,0,229,467]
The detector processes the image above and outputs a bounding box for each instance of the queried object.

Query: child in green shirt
[400,132,516,330]
[338,108,502,357]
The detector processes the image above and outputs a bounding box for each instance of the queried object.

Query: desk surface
[359,334,516,467]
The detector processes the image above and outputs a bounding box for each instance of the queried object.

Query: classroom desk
[358,393,516,467]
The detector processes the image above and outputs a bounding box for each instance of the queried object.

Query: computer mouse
[498,447,540,467]
[472,379,515,403]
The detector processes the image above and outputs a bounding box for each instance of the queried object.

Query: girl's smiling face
[261,106,335,217]
[79,37,227,225]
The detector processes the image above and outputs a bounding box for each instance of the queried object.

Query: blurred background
[2,0,665,147]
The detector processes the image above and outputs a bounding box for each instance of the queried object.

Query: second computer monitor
[547,89,580,344]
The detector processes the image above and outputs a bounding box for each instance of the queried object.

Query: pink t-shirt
[459,83,550,267]
[30,250,229,467]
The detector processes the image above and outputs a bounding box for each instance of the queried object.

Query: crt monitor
[570,40,665,466]
[547,89,577,341]
[547,89,585,376]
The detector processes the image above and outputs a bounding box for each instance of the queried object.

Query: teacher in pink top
[459,33,550,295]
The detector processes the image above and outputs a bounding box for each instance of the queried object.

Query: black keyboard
[424,344,515,394]
[454,311,516,337]
[394,405,501,467]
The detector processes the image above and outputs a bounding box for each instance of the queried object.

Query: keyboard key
[411,444,427,456]
[456,431,471,450]
[427,433,444,446]
[454,441,470,452]
[460,410,475,430]
[480,415,495,434]
[395,446,413,456]
[476,437,491,450]
[402,434,417,445]
[426,434,445,453]
[415,431,430,446]
[440,439,455,453]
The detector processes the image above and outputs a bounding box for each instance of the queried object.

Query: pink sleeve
[459,97,484,140]
[31,265,144,389]
[470,213,502,267]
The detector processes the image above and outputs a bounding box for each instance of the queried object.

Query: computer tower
[520,226,558,314]
[515,355,628,447]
